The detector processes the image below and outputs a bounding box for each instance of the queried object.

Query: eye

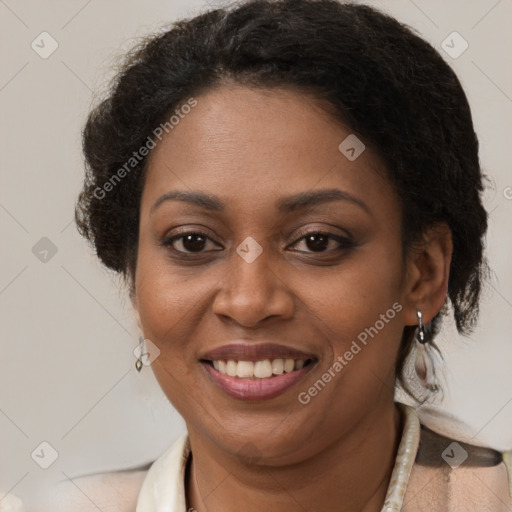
[162,231,221,254]
[290,231,354,253]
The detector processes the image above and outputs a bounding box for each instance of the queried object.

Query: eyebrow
[151,191,224,215]
[276,189,370,214]
[150,188,370,216]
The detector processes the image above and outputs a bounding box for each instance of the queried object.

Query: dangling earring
[135,335,144,372]
[414,310,439,393]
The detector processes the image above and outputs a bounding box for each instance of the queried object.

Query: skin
[132,84,452,512]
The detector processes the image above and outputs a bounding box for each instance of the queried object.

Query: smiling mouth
[202,358,317,379]
[199,343,318,400]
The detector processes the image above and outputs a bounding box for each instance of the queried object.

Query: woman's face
[133,85,418,464]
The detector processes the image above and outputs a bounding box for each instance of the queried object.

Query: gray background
[1,0,511,506]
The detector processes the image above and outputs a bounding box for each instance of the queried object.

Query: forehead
[142,85,395,215]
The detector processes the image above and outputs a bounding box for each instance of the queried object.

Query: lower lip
[202,362,314,401]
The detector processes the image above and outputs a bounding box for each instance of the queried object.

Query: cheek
[134,255,215,412]
[295,264,405,417]
[134,250,245,408]
[297,248,406,399]
[134,208,201,337]
[134,249,215,354]
[305,248,404,340]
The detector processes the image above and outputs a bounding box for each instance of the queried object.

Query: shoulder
[34,435,190,512]
[404,423,512,511]
[34,466,151,512]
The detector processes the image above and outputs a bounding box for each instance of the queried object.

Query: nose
[211,247,295,327]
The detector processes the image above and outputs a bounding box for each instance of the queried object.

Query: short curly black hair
[75,0,488,392]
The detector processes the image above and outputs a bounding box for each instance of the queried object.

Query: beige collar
[136,403,421,512]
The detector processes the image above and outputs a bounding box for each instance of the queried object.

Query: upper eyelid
[291,225,351,239]
[164,230,218,245]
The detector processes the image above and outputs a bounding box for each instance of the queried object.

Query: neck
[186,401,403,512]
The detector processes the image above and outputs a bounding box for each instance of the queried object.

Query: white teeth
[226,360,237,377]
[254,360,273,378]
[236,361,254,378]
[283,358,295,373]
[271,359,284,375]
[212,358,310,378]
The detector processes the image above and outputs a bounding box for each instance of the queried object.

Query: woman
[49,0,512,510]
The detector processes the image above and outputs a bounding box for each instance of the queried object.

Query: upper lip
[200,343,316,362]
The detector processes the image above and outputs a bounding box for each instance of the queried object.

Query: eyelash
[161,229,355,257]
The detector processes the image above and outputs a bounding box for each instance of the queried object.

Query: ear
[402,223,453,326]
[130,291,142,332]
